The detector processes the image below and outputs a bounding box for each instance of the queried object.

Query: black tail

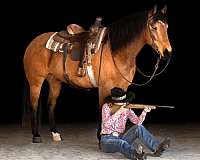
[21,78,42,128]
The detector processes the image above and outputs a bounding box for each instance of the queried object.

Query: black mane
[108,11,148,53]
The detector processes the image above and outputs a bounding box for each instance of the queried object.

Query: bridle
[136,16,171,79]
[111,16,171,87]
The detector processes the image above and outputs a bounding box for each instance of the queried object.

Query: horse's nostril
[156,48,159,54]
[162,49,171,60]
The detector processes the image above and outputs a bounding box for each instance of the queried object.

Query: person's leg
[122,125,139,144]
[100,135,134,159]
[122,125,160,152]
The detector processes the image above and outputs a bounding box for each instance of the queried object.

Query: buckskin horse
[23,5,172,143]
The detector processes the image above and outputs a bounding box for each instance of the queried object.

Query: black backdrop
[1,0,199,123]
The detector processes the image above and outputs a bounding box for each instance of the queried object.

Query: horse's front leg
[47,77,62,142]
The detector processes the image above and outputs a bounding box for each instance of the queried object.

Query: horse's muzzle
[162,49,172,60]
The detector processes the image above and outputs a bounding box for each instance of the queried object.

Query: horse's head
[146,5,172,59]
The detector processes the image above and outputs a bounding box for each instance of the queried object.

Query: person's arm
[128,107,152,125]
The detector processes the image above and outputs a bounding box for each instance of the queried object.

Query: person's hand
[120,104,125,109]
[144,106,152,113]
[121,103,129,109]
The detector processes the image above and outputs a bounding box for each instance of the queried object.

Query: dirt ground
[0,122,200,160]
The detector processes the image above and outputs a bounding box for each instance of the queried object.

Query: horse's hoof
[32,136,42,143]
[51,132,62,142]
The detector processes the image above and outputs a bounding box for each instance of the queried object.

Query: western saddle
[46,17,107,77]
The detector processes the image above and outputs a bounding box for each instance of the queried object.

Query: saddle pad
[45,32,84,61]
[46,32,63,52]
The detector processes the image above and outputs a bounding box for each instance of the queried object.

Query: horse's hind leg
[29,78,45,143]
[47,76,62,141]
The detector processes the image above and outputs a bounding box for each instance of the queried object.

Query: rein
[111,54,161,86]
[136,56,171,78]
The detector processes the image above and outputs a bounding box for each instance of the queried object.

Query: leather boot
[132,143,146,160]
[154,137,171,157]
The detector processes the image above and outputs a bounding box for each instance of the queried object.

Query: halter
[111,16,171,87]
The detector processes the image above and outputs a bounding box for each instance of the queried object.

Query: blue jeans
[100,125,160,159]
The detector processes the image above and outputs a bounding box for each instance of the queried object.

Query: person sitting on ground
[100,87,170,160]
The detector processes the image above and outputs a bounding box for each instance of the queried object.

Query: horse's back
[24,32,54,58]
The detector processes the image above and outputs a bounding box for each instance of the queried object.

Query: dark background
[1,0,199,124]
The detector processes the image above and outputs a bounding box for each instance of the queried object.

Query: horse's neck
[114,33,146,68]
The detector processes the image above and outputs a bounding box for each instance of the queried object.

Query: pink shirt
[101,103,147,135]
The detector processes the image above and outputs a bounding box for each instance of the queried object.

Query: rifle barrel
[155,105,175,109]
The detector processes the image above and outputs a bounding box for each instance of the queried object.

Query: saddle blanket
[45,32,65,53]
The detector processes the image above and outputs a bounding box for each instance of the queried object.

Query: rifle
[125,104,175,110]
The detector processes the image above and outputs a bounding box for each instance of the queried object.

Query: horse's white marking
[51,132,62,142]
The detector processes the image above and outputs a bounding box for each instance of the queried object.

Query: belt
[102,132,120,137]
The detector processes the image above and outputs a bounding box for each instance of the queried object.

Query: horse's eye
[152,26,157,30]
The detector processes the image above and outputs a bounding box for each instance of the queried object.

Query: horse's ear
[148,5,158,18]
[161,5,167,14]
[153,5,158,14]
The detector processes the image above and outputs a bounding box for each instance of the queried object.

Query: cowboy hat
[105,87,135,103]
